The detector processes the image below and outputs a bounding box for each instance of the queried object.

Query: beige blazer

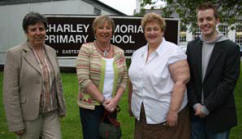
[3,42,66,132]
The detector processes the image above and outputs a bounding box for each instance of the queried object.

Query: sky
[99,0,137,15]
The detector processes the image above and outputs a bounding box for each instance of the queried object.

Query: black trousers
[79,106,104,139]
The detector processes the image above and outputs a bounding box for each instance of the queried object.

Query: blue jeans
[79,106,104,139]
[191,116,230,139]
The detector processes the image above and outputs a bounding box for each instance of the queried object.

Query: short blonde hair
[92,15,115,35]
[141,12,166,32]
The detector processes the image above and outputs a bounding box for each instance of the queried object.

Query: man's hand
[194,104,207,118]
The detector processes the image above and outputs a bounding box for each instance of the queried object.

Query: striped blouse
[31,46,57,113]
[76,42,128,110]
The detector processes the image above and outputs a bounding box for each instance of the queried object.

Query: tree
[140,0,242,33]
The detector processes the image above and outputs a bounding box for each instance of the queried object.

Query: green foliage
[134,8,146,16]
[140,0,242,33]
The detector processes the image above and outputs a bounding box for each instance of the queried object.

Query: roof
[83,0,126,15]
[0,0,64,5]
[0,0,126,16]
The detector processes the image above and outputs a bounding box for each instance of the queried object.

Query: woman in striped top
[76,15,128,139]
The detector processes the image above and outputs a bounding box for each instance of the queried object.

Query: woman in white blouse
[128,12,191,139]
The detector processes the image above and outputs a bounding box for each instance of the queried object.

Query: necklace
[94,41,111,57]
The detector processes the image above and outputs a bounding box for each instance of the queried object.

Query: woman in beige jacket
[3,12,66,139]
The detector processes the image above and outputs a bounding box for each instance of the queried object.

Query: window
[193,28,201,39]
[179,24,187,43]
[218,24,228,36]
[235,25,242,47]
[179,31,186,43]
[94,7,101,15]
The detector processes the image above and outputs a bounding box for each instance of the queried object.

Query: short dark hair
[22,12,48,33]
[196,2,219,19]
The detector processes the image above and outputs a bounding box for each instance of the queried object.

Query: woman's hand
[103,98,118,112]
[128,106,134,117]
[128,80,133,117]
[166,110,178,127]
[14,129,24,136]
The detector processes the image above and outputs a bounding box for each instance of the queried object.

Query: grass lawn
[0,69,241,139]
